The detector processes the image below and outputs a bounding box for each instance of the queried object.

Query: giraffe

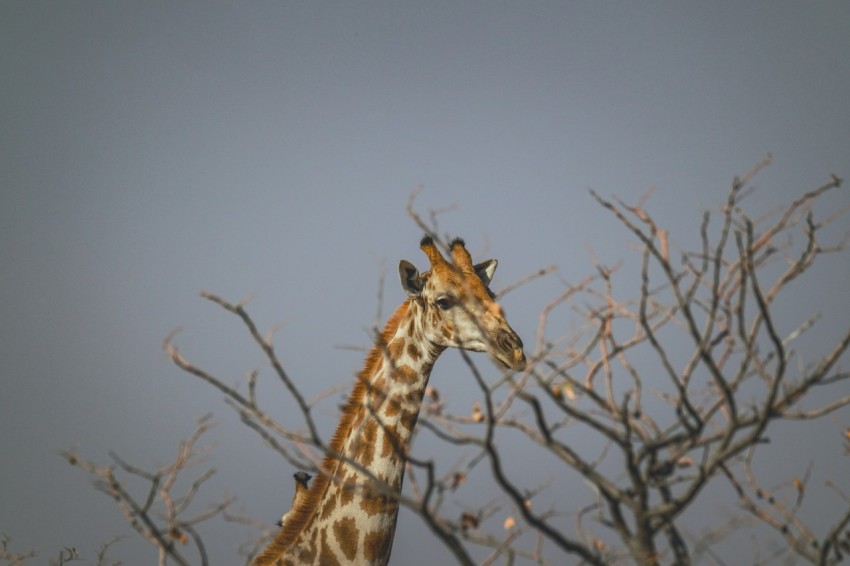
[253,236,526,566]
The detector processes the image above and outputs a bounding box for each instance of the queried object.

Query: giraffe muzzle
[496,329,526,371]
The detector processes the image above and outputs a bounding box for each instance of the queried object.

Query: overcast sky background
[2,2,849,564]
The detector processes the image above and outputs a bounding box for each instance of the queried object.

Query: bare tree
[65,159,850,565]
[63,417,233,566]
[1,533,124,566]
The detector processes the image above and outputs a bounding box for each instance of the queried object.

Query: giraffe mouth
[495,347,527,371]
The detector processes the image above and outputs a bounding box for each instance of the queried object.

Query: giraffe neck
[255,299,443,566]
[320,298,441,563]
[342,299,440,488]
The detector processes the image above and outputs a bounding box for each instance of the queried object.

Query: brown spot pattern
[359,419,377,467]
[318,528,341,566]
[370,374,387,396]
[368,376,387,412]
[320,492,337,520]
[387,337,405,360]
[299,527,317,562]
[360,490,395,517]
[395,364,418,385]
[406,388,424,405]
[407,343,421,360]
[382,424,398,457]
[332,517,359,561]
[339,472,357,506]
[401,409,419,433]
[364,529,390,562]
[385,396,402,417]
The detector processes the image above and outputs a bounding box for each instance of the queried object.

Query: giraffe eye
[435,296,453,310]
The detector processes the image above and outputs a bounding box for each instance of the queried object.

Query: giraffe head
[398,236,526,371]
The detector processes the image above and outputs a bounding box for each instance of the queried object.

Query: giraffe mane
[252,299,412,565]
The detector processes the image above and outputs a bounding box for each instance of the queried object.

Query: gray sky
[2,2,848,564]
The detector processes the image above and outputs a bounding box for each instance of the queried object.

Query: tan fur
[252,301,411,565]
[252,237,525,566]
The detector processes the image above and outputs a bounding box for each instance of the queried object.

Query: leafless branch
[64,162,849,565]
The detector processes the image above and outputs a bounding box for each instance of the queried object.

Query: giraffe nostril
[498,329,523,352]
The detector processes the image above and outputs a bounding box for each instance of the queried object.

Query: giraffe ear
[399,260,424,296]
[474,259,498,286]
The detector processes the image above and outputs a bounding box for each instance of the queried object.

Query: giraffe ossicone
[253,236,526,566]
